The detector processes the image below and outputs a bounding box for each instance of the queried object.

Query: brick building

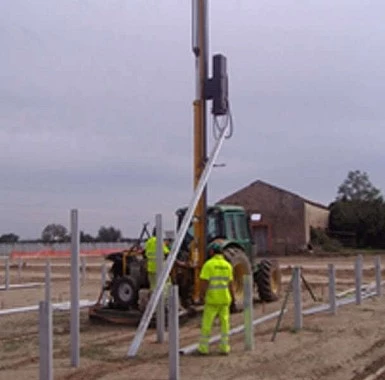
[218,180,329,255]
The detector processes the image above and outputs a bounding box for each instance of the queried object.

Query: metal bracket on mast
[127,124,229,357]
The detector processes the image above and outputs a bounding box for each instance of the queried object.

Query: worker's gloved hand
[176,260,192,269]
[230,302,238,314]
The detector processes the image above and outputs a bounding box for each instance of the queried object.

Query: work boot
[197,343,209,355]
[219,344,230,355]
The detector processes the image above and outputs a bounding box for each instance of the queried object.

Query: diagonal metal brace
[127,125,229,357]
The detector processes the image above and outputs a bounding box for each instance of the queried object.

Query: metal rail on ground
[303,290,379,316]
[0,301,95,316]
[303,277,383,317]
[181,256,383,356]
[179,309,285,355]
[0,282,43,291]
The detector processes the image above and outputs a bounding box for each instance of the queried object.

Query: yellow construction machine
[89,208,281,323]
[90,0,282,324]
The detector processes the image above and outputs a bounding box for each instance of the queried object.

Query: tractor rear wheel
[111,275,138,309]
[223,246,252,310]
[254,259,281,302]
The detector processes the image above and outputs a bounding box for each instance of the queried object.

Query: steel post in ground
[243,274,254,350]
[328,264,337,315]
[39,301,53,380]
[355,255,363,305]
[45,260,51,304]
[81,257,86,286]
[293,267,303,331]
[375,256,382,297]
[70,209,80,367]
[101,262,107,306]
[17,258,22,282]
[156,214,165,344]
[5,258,10,290]
[271,274,293,342]
[168,285,180,380]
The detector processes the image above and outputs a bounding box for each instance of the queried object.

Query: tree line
[2,170,385,249]
[328,170,385,249]
[0,225,129,244]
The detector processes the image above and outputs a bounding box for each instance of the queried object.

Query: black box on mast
[205,54,229,116]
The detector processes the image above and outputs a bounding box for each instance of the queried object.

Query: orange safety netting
[10,248,121,259]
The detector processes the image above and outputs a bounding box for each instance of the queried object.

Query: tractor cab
[176,204,255,261]
[176,204,281,306]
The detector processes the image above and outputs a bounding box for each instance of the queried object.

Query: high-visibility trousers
[198,304,230,354]
[148,272,171,301]
[148,272,157,291]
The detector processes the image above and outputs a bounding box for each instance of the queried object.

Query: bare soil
[1,254,385,380]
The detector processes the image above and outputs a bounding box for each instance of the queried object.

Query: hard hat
[210,242,222,253]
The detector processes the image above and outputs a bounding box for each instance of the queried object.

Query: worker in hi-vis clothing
[198,243,236,355]
[145,228,170,290]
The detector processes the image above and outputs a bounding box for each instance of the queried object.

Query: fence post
[293,267,302,330]
[5,258,10,290]
[243,274,254,350]
[355,255,363,305]
[17,258,22,283]
[101,262,107,306]
[168,285,180,380]
[45,261,51,304]
[70,209,80,367]
[156,214,165,343]
[375,256,382,297]
[328,264,337,315]
[81,257,86,285]
[39,301,53,380]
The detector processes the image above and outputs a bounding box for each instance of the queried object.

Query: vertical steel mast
[127,1,230,357]
[192,0,208,302]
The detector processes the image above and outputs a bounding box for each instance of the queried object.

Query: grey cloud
[1,0,385,238]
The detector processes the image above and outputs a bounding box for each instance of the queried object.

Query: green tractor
[89,204,281,323]
[174,204,281,309]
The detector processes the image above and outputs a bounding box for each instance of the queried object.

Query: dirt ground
[1,254,385,380]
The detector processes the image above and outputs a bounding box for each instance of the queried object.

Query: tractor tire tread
[223,246,252,311]
[255,259,281,303]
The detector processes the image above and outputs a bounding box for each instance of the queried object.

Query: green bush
[310,228,342,252]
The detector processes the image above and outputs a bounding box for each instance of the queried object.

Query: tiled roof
[218,179,329,210]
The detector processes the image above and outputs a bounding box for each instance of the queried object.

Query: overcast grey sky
[1,1,385,239]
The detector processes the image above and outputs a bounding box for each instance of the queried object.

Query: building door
[252,226,268,255]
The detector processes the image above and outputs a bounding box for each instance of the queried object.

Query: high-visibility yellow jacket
[145,236,170,273]
[200,254,233,305]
